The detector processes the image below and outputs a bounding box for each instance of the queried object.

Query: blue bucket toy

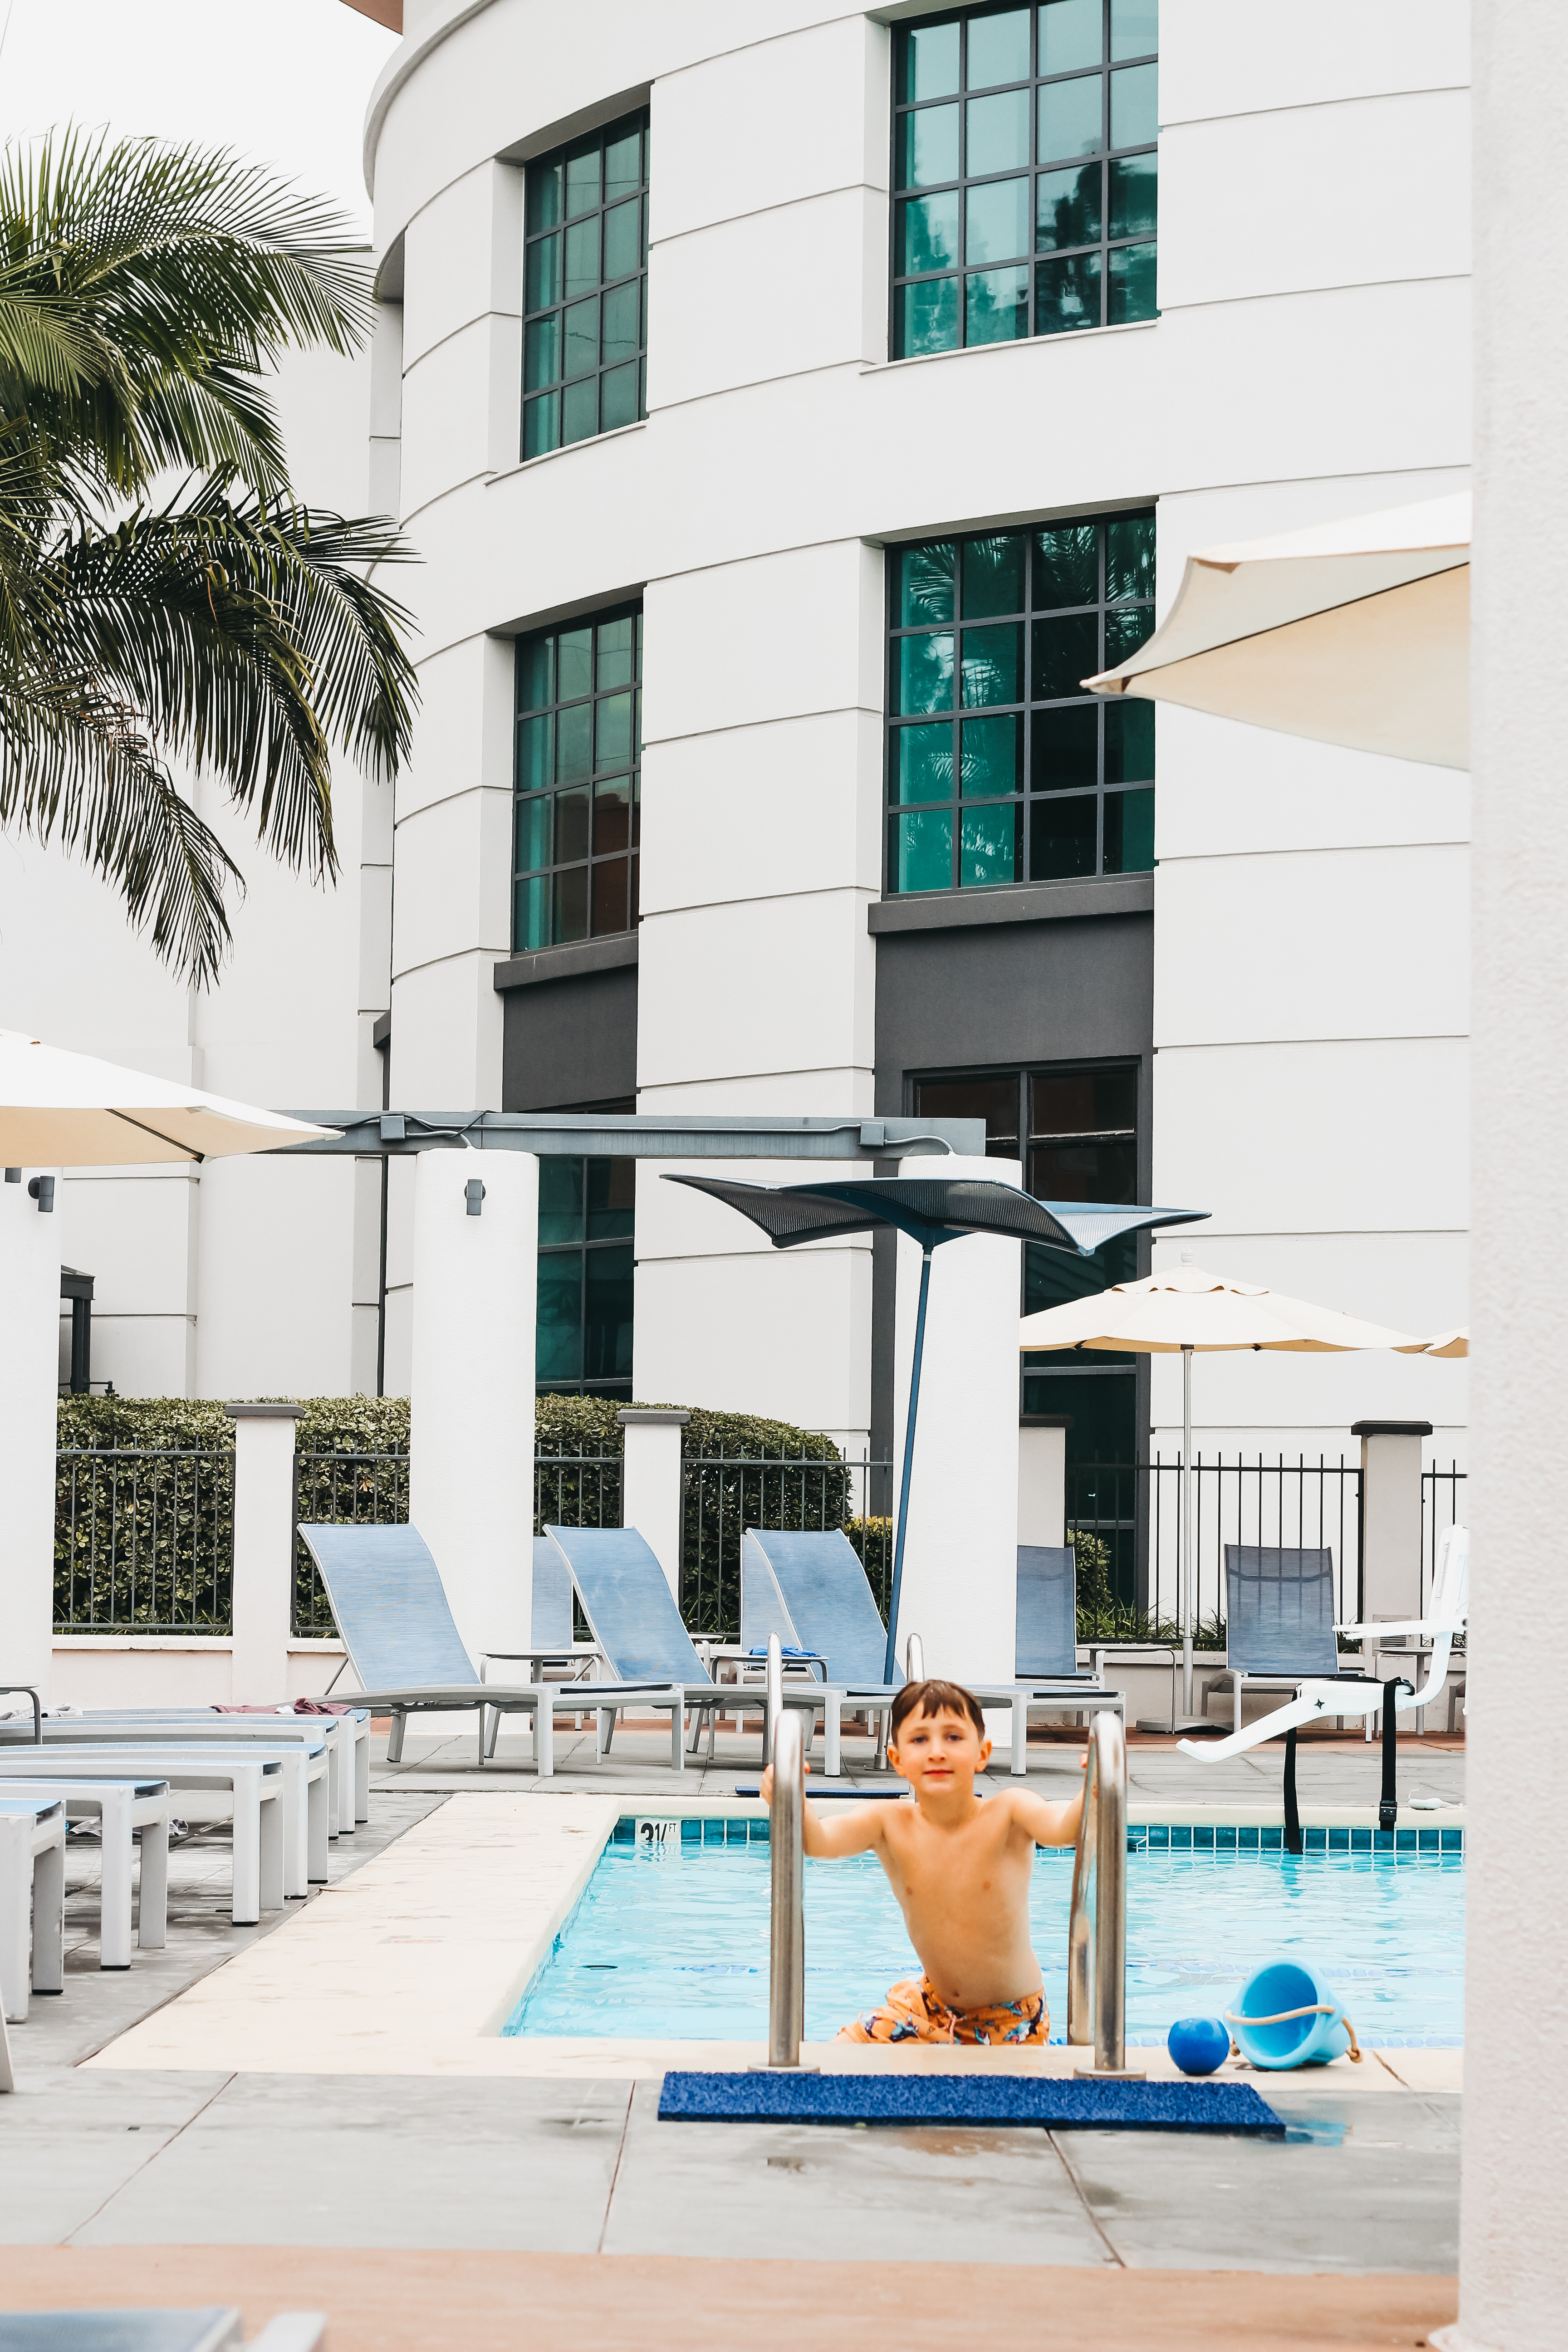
[1225,1961,1357,2069]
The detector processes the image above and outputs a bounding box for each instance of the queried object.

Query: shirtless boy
[759,1676,1083,2045]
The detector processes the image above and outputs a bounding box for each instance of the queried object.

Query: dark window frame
[907,1055,1149,1444]
[512,604,642,953]
[884,509,1156,898]
[536,1104,637,1400]
[522,110,649,459]
[890,0,1158,361]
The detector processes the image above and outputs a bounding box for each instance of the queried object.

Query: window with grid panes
[536,1127,636,1400]
[523,113,648,458]
[514,608,641,950]
[888,512,1154,895]
[892,0,1156,357]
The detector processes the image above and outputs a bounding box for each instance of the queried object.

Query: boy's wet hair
[888,1677,986,1745]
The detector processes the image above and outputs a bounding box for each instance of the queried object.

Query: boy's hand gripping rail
[1067,1710,1144,2078]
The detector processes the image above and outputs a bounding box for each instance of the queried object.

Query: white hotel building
[2,0,1470,1530]
[364,0,1470,1467]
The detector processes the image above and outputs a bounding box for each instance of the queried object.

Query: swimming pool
[505,1818,1465,2045]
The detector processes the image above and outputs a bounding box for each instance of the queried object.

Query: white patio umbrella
[1084,492,1469,769]
[1421,1327,1469,1357]
[0,1030,335,1166]
[1017,1264,1427,1719]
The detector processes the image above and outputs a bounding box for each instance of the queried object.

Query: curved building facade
[363,0,1470,1484]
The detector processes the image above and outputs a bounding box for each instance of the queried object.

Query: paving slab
[600,2079,1113,2266]
[68,2074,632,2251]
[1054,2089,1459,2273]
[0,2068,231,2244]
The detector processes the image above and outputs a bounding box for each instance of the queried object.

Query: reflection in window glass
[523,113,648,458]
[888,514,1155,894]
[537,1137,637,1401]
[892,0,1157,354]
[514,609,641,950]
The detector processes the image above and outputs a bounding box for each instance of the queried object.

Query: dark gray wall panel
[873,913,1153,1108]
[501,965,638,1111]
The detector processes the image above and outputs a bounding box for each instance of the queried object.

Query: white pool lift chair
[1176,1524,1468,1767]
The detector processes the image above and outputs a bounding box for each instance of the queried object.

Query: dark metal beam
[273,1111,987,1161]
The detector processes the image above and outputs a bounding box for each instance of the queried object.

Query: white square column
[409,1149,538,1663]
[228,1402,305,1703]
[889,1155,1022,1688]
[618,1408,690,1599]
[0,1169,64,1703]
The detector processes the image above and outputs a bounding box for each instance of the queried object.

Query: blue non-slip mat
[658,2071,1284,2135]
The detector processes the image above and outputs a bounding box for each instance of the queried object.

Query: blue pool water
[505,1820,1464,2045]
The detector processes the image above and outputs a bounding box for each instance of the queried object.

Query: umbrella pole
[1181,1343,1195,1715]
[884,1242,934,1685]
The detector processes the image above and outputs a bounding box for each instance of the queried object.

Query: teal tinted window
[523,113,648,459]
[537,1137,636,1401]
[514,607,641,949]
[887,512,1155,896]
[892,2,1156,354]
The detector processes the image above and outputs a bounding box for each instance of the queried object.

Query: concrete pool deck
[0,1733,1463,2347]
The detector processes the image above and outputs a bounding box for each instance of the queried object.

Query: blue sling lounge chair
[546,1524,843,1772]
[296,1523,676,1773]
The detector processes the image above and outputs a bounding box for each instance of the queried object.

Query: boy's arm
[759,1766,888,1859]
[1002,1781,1086,1850]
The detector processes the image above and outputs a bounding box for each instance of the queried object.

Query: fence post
[1352,1419,1432,1628]
[226,1403,306,1702]
[1018,1414,1072,1546]
[618,1409,690,1599]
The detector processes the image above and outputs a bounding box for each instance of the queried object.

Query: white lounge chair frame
[0,1797,65,2020]
[0,1750,288,1925]
[4,1729,331,1898]
[0,1778,169,1969]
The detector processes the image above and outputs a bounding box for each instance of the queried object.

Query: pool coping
[83,1793,1464,2091]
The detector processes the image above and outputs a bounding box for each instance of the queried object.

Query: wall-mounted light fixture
[28,1176,54,1214]
[4,1168,19,1184]
[465,1179,485,1217]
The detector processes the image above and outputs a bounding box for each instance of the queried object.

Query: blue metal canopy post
[885,1241,934,1684]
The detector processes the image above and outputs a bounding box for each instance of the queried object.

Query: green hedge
[58,1393,850,1641]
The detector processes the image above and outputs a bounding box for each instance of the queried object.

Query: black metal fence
[1067,1454,1364,1645]
[680,1453,893,1638]
[55,1447,234,1633]
[292,1450,410,1636]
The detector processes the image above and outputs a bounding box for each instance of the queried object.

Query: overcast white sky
[0,0,397,235]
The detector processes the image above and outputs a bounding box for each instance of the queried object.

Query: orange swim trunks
[838,1974,1049,2046]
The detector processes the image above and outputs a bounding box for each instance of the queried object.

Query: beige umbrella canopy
[1018,1265,1427,1717]
[1421,1327,1469,1358]
[1083,492,1469,769]
[0,1030,335,1166]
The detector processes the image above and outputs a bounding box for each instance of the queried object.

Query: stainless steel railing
[1066,1709,1144,2078]
[765,1632,808,2068]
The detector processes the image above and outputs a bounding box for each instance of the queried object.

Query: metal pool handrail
[768,1700,806,2068]
[1067,1709,1144,2078]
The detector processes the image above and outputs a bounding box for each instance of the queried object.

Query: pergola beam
[274,1112,985,1160]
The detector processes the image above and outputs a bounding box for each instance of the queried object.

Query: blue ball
[1167,2015,1231,2076]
